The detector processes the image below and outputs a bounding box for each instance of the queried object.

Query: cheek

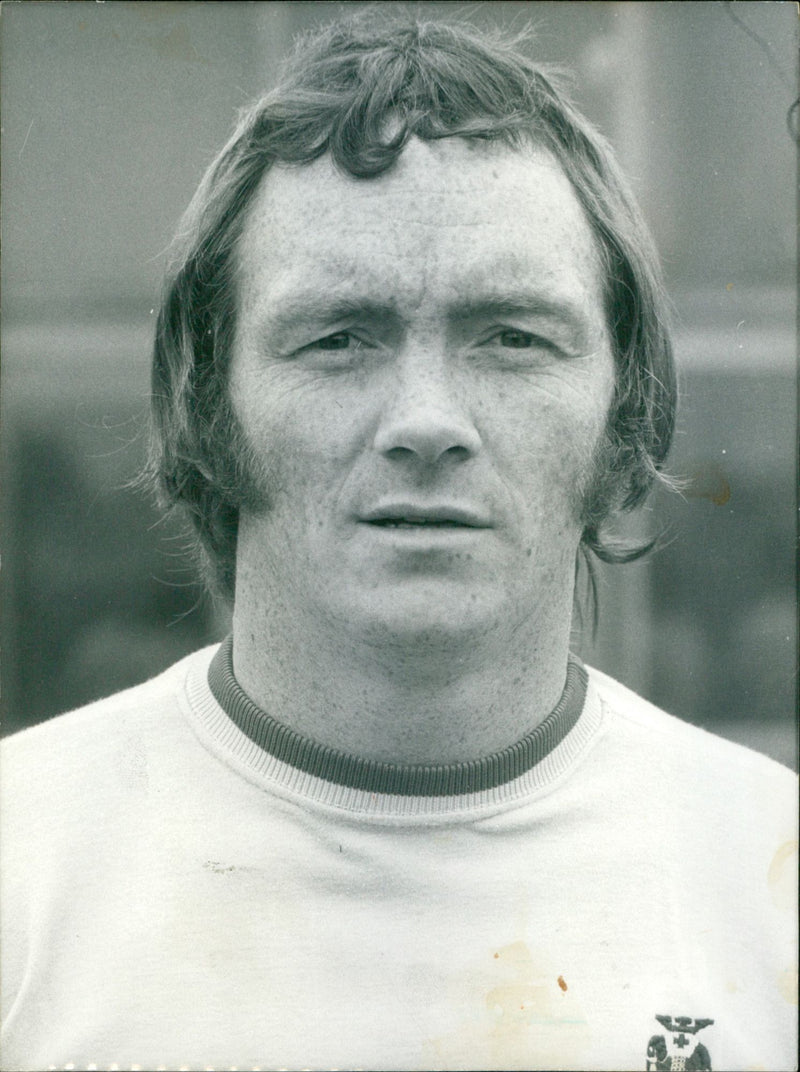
[231,377,365,516]
[495,380,609,490]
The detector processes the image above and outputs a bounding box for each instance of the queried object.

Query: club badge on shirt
[645,1014,714,1071]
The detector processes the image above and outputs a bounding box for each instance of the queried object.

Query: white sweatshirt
[1,643,796,1071]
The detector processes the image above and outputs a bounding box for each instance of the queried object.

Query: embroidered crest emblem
[645,1014,714,1071]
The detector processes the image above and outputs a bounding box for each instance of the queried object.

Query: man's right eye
[314,332,351,351]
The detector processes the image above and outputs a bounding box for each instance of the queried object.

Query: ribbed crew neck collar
[207,635,588,798]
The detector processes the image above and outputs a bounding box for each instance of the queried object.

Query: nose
[372,351,482,465]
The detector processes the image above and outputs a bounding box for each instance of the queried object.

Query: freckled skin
[230,138,614,764]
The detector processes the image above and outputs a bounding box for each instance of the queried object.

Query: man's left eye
[498,329,537,349]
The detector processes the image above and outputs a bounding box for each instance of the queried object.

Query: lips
[369,518,467,529]
[360,504,491,529]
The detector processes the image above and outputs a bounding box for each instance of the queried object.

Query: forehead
[236,137,606,321]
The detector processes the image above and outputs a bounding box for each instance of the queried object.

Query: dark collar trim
[207,635,587,797]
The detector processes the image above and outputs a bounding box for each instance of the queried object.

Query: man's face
[229,138,614,648]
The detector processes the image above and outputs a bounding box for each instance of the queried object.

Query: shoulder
[583,665,797,929]
[583,664,797,875]
[585,662,796,836]
[1,644,222,943]
[587,661,796,788]
[3,644,218,741]
[1,645,219,814]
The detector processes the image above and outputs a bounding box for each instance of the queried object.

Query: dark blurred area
[1,2,796,768]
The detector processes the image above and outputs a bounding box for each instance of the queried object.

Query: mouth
[368,518,470,529]
[360,505,491,530]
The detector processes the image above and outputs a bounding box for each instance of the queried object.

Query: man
[2,16,796,1072]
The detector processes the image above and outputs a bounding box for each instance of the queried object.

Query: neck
[231,575,575,767]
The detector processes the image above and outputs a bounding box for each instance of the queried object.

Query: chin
[340,583,503,651]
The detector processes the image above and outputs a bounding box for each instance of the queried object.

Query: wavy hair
[149,14,676,599]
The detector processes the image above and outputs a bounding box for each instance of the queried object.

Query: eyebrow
[446,295,596,345]
[255,289,599,351]
[256,296,397,340]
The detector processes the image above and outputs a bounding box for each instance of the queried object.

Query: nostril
[373,404,482,463]
[442,443,473,459]
[382,445,417,462]
[376,432,481,464]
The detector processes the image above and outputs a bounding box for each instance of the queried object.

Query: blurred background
[2,1,796,768]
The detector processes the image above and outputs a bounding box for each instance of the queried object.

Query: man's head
[150,15,675,601]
